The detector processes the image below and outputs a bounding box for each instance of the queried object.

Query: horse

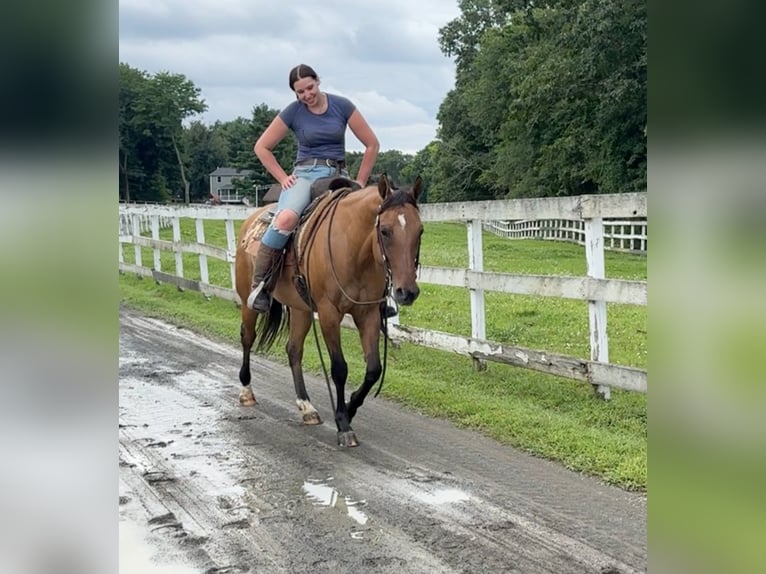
[234,174,424,447]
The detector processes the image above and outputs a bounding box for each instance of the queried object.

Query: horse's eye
[380,227,393,240]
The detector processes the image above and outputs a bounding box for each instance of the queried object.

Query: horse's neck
[344,187,379,218]
[295,187,378,267]
[323,188,380,267]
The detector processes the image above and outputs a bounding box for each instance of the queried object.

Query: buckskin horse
[235,174,424,447]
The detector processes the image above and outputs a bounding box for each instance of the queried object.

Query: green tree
[434,0,646,200]
[373,150,413,185]
[227,104,298,202]
[400,141,441,202]
[118,63,150,202]
[118,63,206,203]
[183,120,228,201]
[149,72,207,203]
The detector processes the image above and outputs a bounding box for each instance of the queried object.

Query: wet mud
[119,307,646,573]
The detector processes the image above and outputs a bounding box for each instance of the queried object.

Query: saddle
[261,176,361,204]
[241,177,360,257]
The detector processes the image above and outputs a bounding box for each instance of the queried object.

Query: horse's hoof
[296,400,321,425]
[303,412,322,425]
[239,387,257,406]
[337,431,358,448]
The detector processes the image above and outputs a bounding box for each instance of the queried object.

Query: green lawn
[119,219,647,490]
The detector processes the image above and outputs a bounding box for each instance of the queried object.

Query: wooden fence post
[585,217,611,400]
[131,215,142,269]
[196,218,209,285]
[468,220,487,371]
[151,215,161,272]
[225,218,237,292]
[172,216,183,286]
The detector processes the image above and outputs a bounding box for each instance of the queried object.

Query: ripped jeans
[260,164,349,250]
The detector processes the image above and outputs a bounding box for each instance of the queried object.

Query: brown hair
[288,64,318,90]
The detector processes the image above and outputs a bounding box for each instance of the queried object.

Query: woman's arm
[347,109,379,187]
[254,116,296,189]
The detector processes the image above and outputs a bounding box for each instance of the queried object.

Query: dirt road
[119,307,646,573]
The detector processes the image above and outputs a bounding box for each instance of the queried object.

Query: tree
[119,64,206,203]
[434,0,646,199]
[215,105,298,203]
[372,150,413,185]
[149,72,207,203]
[400,141,442,202]
[439,0,525,75]
[183,121,228,201]
[118,64,150,202]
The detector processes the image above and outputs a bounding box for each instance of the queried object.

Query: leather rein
[299,188,393,307]
[296,187,397,404]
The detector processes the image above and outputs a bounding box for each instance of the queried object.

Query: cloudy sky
[119,0,462,154]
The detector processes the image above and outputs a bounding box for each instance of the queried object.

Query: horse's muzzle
[393,285,420,306]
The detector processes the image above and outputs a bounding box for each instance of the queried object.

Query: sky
[119,0,463,154]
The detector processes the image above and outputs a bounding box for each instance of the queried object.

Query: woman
[248,63,380,312]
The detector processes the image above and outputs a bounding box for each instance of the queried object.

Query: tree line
[119,0,645,204]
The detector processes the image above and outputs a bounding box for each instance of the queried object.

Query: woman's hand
[281,174,297,190]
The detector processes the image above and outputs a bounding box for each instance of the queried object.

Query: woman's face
[292,77,320,105]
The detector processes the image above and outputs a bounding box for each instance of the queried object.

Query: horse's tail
[254,299,289,353]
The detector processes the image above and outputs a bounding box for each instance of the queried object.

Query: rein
[298,187,396,405]
[297,188,353,413]
[325,197,391,306]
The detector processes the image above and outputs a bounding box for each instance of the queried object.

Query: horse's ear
[412,175,423,202]
[378,172,391,199]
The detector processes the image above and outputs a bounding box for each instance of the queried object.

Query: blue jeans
[261,164,349,249]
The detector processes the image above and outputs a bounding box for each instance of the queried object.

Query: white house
[208,167,254,204]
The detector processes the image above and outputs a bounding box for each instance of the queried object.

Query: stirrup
[246,281,270,312]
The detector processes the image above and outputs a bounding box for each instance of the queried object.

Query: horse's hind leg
[287,309,321,425]
[238,306,258,406]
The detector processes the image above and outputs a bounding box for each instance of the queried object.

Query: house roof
[209,167,254,177]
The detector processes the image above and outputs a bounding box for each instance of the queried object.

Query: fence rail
[483,218,647,253]
[119,212,173,237]
[118,192,647,397]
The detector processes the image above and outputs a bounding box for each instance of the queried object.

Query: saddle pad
[241,206,277,256]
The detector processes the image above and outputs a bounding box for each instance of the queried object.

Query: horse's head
[376,174,424,306]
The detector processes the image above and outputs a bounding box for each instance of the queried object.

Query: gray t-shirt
[279,94,356,162]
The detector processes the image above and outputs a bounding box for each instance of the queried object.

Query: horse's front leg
[318,309,357,447]
[347,310,382,422]
[287,309,321,425]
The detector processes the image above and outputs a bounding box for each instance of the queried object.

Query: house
[208,167,254,204]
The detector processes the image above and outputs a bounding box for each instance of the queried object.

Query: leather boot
[246,244,283,313]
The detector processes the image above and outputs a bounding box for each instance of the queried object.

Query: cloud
[119,0,461,153]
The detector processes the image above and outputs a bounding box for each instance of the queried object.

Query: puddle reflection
[302,478,369,528]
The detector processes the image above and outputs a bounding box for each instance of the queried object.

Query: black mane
[379,186,419,213]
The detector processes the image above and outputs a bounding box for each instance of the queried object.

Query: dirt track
[119,307,646,573]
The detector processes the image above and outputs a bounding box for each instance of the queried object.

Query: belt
[294,158,346,169]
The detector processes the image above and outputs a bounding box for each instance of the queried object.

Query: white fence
[483,218,647,253]
[118,192,647,398]
[119,211,173,237]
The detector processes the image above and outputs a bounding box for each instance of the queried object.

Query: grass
[119,219,647,491]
